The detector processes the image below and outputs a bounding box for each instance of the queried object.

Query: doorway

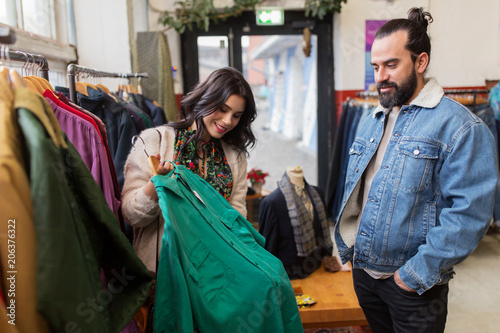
[181,11,334,191]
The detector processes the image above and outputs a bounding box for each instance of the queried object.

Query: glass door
[242,34,318,189]
[181,11,333,191]
[197,36,229,82]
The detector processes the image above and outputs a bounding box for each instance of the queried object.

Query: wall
[334,0,500,91]
[73,0,132,90]
[73,0,500,94]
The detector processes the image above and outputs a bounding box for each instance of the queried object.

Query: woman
[121,67,257,272]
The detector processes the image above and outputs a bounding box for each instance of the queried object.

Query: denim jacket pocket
[397,140,440,193]
[346,140,367,185]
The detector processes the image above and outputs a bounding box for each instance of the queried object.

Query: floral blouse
[173,128,233,200]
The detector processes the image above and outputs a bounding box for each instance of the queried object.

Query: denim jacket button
[370,138,375,143]
[350,148,354,153]
[413,149,420,155]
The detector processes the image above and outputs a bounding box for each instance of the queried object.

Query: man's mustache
[377,82,397,90]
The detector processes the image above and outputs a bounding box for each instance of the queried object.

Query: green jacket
[153,165,303,333]
[15,88,153,333]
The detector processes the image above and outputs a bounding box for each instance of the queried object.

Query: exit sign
[256,8,284,26]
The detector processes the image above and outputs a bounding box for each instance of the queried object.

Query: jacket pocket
[188,240,235,308]
[345,140,367,185]
[397,140,440,193]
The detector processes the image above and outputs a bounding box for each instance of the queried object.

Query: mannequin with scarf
[258,166,333,279]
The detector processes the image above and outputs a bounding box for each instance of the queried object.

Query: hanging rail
[1,27,50,80]
[443,89,489,111]
[67,63,149,103]
[356,91,379,98]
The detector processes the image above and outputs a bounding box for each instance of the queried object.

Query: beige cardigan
[121,125,248,272]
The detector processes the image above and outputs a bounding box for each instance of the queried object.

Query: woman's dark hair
[375,7,433,64]
[169,67,257,154]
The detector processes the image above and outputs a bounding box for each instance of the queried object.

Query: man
[334,7,497,333]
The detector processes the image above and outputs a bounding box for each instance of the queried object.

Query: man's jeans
[353,269,449,333]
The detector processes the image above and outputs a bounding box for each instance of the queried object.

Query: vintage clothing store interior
[1,0,500,332]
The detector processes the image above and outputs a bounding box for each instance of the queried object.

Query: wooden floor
[290,264,368,329]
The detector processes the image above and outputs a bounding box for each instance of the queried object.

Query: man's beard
[377,68,418,109]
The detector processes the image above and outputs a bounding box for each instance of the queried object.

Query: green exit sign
[256,8,284,26]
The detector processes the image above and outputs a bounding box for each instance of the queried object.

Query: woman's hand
[155,153,174,175]
[142,154,174,201]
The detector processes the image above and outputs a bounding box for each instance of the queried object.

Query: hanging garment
[468,103,500,225]
[44,91,121,217]
[325,101,374,220]
[14,87,153,332]
[0,80,50,333]
[56,86,138,190]
[52,90,126,231]
[123,102,153,129]
[259,177,332,279]
[152,165,303,333]
[134,31,178,122]
[142,94,168,126]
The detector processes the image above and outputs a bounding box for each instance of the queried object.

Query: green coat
[16,88,153,333]
[153,165,303,333]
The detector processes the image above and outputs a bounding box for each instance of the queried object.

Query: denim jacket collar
[372,77,444,118]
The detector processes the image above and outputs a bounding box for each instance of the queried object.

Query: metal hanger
[131,129,162,175]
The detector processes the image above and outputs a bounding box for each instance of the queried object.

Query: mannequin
[286,166,305,194]
[286,166,313,218]
[258,167,333,279]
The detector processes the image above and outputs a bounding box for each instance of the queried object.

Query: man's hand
[394,270,416,292]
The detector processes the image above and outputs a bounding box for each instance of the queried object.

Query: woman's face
[202,94,245,141]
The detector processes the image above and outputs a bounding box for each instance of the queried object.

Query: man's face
[371,30,418,109]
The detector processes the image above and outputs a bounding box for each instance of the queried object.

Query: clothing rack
[356,91,379,98]
[1,27,50,80]
[67,63,149,103]
[346,96,378,108]
[443,88,489,110]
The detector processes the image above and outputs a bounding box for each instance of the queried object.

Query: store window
[0,0,75,44]
[0,0,77,87]
[21,0,56,39]
[0,0,17,27]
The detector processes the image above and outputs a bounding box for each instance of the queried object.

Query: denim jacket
[335,78,498,294]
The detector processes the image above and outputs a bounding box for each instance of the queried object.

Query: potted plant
[247,167,269,194]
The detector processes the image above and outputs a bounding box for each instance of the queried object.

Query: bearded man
[333,7,497,333]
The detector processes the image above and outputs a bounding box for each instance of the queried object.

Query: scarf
[173,128,233,200]
[278,173,332,257]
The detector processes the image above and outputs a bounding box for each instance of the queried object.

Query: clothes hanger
[24,54,44,92]
[84,73,100,92]
[10,68,25,88]
[0,45,26,90]
[137,77,143,95]
[131,131,162,175]
[31,54,54,91]
[0,44,8,81]
[97,83,110,94]
[126,82,138,95]
[20,54,45,94]
[121,78,129,100]
[75,72,89,96]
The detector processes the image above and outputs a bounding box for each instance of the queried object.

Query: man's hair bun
[407,7,433,31]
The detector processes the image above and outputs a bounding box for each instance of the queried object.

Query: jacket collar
[372,77,444,118]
